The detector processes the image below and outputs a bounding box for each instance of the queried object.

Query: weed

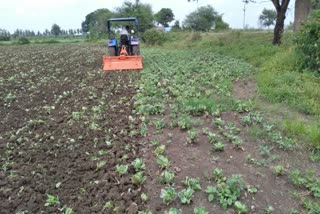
[160,186,177,205]
[233,139,244,149]
[64,207,74,214]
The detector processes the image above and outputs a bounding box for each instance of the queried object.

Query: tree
[183,5,219,31]
[215,15,230,30]
[271,0,291,45]
[294,0,318,31]
[155,8,175,27]
[81,9,114,35]
[51,24,61,36]
[115,1,154,32]
[259,8,277,28]
[172,20,181,31]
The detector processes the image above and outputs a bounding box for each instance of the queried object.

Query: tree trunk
[271,0,291,45]
[273,9,286,45]
[294,0,314,32]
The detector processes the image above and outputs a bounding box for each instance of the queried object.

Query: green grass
[161,31,320,150]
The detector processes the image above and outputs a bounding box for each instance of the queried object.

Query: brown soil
[0,44,142,213]
[233,78,257,100]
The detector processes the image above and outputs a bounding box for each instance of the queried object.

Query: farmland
[0,42,320,213]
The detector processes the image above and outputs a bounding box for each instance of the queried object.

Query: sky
[0,0,295,33]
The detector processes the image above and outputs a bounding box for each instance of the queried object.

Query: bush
[17,37,30,45]
[295,10,320,73]
[0,35,10,41]
[143,29,165,46]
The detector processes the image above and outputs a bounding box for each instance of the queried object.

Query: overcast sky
[0,0,295,33]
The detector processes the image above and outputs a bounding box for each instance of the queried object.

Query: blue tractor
[103,17,142,71]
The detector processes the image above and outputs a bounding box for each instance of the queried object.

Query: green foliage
[194,207,208,214]
[295,10,320,73]
[165,208,182,214]
[273,165,285,176]
[156,155,171,168]
[289,169,320,198]
[184,177,202,191]
[17,37,30,45]
[116,1,154,32]
[178,188,195,204]
[187,128,198,144]
[160,186,177,205]
[155,8,175,27]
[215,15,230,31]
[45,194,60,207]
[131,172,146,185]
[160,170,176,184]
[116,164,128,175]
[138,210,153,214]
[183,5,219,31]
[302,198,320,214]
[234,201,248,214]
[206,169,244,209]
[213,142,225,152]
[259,8,276,28]
[51,24,61,36]
[82,9,113,35]
[178,114,193,130]
[172,21,181,32]
[143,29,165,45]
[132,158,145,172]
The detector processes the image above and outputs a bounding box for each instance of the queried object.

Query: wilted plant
[132,172,146,186]
[157,155,171,169]
[178,188,194,204]
[183,177,202,191]
[132,158,145,172]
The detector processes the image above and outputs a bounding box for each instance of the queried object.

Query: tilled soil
[0,44,142,213]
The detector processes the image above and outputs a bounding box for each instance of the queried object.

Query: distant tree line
[0,24,84,41]
[81,0,230,38]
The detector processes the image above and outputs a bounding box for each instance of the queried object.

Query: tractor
[102,17,143,71]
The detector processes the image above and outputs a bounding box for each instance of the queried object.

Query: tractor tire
[108,47,116,56]
[132,45,140,56]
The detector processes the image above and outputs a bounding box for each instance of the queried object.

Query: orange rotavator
[102,17,143,71]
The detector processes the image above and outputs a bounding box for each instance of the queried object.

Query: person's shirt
[120,28,130,40]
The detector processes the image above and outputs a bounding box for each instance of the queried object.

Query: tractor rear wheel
[132,45,140,55]
[108,47,116,56]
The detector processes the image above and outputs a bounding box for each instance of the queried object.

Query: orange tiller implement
[103,46,143,71]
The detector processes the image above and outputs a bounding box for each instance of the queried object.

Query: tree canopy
[115,1,154,32]
[51,24,61,36]
[183,5,222,31]
[155,8,175,27]
[259,8,277,28]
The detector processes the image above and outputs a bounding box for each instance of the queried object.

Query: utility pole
[243,0,249,29]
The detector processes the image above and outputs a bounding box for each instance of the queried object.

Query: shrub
[17,37,30,45]
[143,29,165,46]
[295,10,320,73]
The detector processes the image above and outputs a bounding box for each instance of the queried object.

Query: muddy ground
[0,44,142,213]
